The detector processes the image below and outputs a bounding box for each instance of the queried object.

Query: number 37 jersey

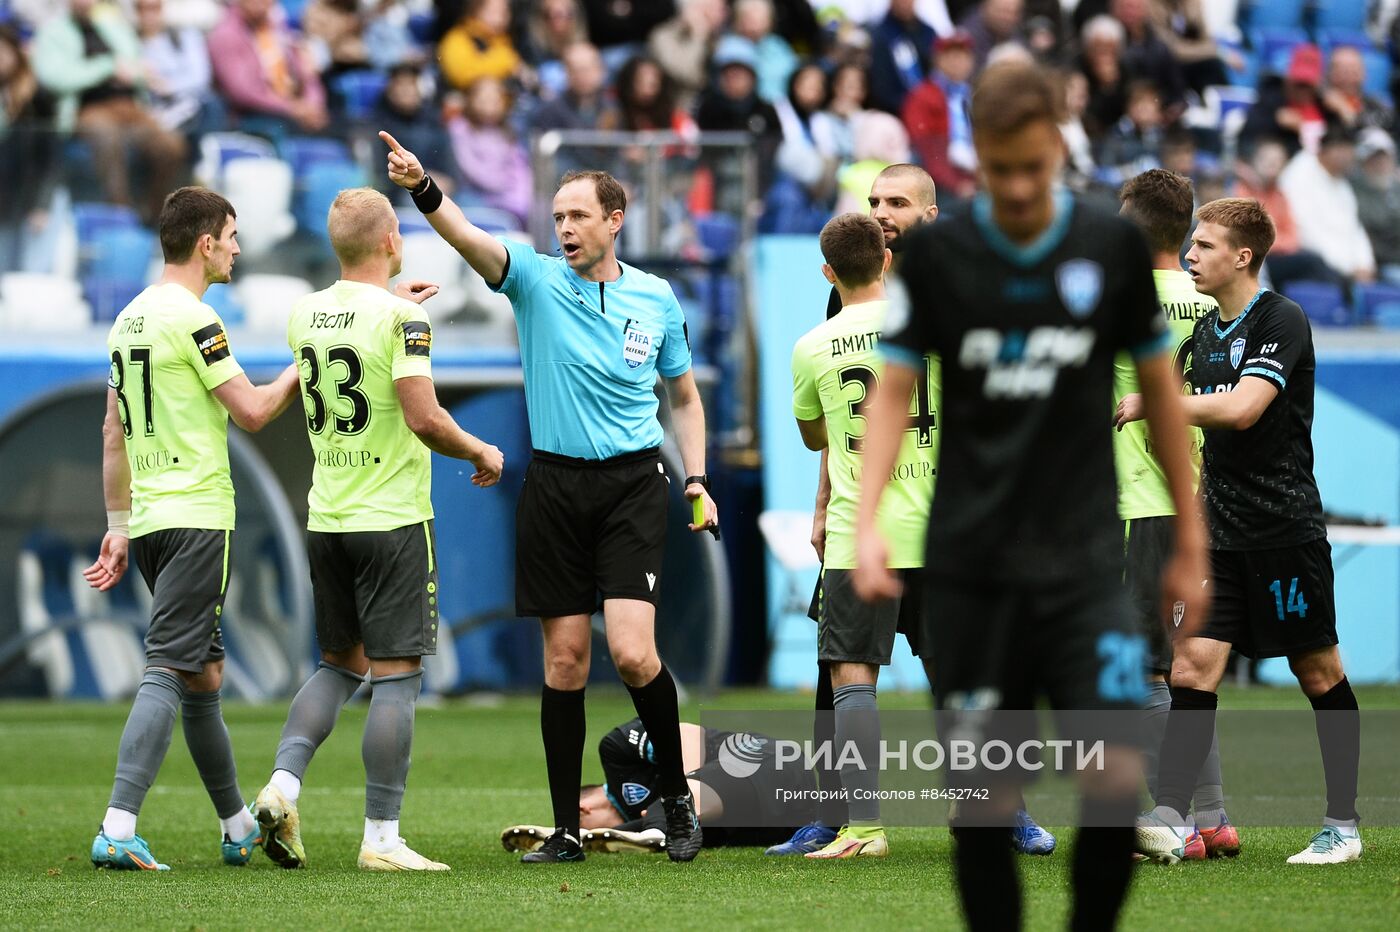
[791,299,940,569]
[287,280,435,533]
[107,283,245,537]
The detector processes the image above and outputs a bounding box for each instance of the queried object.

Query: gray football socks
[108,668,186,814]
[273,661,364,779]
[834,683,881,824]
[181,689,245,819]
[363,669,422,821]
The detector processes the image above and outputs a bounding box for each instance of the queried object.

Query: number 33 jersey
[107,283,245,537]
[791,298,940,570]
[287,280,435,532]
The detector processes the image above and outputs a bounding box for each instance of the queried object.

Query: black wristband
[410,173,443,214]
[685,474,710,490]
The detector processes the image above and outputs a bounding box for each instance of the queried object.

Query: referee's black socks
[1071,795,1138,932]
[541,683,586,837]
[951,825,1020,931]
[1309,676,1361,823]
[626,664,688,798]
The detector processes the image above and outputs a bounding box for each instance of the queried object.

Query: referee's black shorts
[515,447,669,618]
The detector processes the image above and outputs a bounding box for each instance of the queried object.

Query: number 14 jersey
[791,298,940,569]
[287,280,435,533]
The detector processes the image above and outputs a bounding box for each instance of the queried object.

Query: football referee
[381,131,717,863]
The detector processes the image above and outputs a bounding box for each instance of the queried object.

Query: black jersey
[882,192,1168,583]
[1190,289,1325,550]
[598,718,736,820]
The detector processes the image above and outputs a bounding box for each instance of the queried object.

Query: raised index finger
[378,130,405,154]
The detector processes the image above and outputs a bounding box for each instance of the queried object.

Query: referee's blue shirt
[491,238,693,460]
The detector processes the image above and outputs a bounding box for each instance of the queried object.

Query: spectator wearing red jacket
[901,31,977,201]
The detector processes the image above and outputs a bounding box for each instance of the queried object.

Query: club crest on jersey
[1230,337,1246,369]
[1055,259,1103,319]
[621,782,650,806]
[623,328,652,369]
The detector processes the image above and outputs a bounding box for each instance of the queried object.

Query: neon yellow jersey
[1113,268,1218,519]
[792,299,939,569]
[287,280,435,532]
[106,283,244,537]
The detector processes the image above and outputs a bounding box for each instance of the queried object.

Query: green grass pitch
[1,686,1397,930]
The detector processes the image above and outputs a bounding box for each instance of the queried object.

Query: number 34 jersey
[791,299,940,569]
[107,283,245,537]
[287,280,435,533]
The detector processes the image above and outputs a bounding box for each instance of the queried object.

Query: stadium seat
[1282,280,1352,326]
[202,282,245,326]
[72,202,141,244]
[696,214,741,260]
[396,207,434,236]
[1362,49,1392,101]
[235,273,315,332]
[407,12,435,44]
[0,274,89,329]
[194,131,279,189]
[462,205,521,235]
[222,157,296,259]
[1218,38,1260,87]
[280,136,355,179]
[332,70,389,121]
[1238,0,1309,30]
[1314,0,1370,32]
[1355,282,1400,326]
[1205,85,1259,136]
[294,160,367,242]
[72,211,156,320]
[1250,27,1309,75]
[1315,27,1372,52]
[397,230,469,317]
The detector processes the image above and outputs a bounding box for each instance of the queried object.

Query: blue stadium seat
[408,12,435,44]
[1355,283,1400,326]
[1250,27,1310,74]
[1238,0,1309,30]
[203,283,246,326]
[73,202,141,243]
[696,214,741,260]
[1218,38,1260,87]
[1282,280,1352,326]
[295,161,367,242]
[1362,49,1392,101]
[332,70,389,121]
[279,136,355,179]
[1314,0,1370,32]
[1316,27,1373,52]
[462,206,520,235]
[73,204,153,319]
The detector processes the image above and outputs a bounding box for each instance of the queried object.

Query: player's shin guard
[1072,797,1137,932]
[1309,677,1360,823]
[951,824,1021,931]
[274,661,364,780]
[109,668,186,815]
[541,683,586,837]
[833,683,881,823]
[625,664,687,797]
[181,689,245,819]
[362,670,422,821]
[1152,687,1218,820]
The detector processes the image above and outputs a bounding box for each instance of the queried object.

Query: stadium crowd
[2,0,1400,323]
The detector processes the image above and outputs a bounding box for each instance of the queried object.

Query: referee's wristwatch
[684,474,711,491]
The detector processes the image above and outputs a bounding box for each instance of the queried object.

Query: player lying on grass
[502,719,817,855]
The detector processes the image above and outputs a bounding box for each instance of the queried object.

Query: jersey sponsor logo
[191,323,231,365]
[958,326,1095,399]
[621,782,651,807]
[717,733,769,778]
[1054,259,1103,319]
[623,327,653,369]
[402,321,432,357]
[1229,338,1245,369]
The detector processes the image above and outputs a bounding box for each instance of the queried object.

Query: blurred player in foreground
[1118,198,1363,865]
[855,62,1208,928]
[88,187,300,870]
[253,189,502,872]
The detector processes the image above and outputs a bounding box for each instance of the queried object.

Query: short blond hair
[328,188,396,266]
[1196,197,1276,274]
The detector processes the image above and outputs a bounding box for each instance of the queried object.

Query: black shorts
[1201,538,1338,659]
[1123,516,1175,675]
[923,572,1144,791]
[307,520,440,659]
[515,448,668,617]
[131,527,229,672]
[816,568,925,664]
